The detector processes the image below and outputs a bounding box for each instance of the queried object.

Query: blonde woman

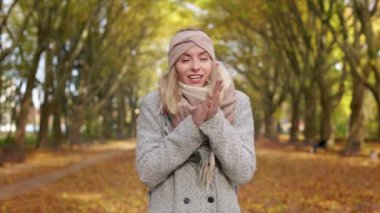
[136,28,256,213]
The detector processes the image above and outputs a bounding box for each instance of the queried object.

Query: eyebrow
[181,51,209,57]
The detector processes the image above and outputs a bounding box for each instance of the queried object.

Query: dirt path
[0,143,136,200]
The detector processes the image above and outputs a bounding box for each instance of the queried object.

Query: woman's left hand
[192,97,210,127]
[206,80,223,120]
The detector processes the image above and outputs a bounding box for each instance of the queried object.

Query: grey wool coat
[136,90,256,213]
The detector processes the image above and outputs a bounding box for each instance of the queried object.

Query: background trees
[1,0,379,157]
[193,0,379,153]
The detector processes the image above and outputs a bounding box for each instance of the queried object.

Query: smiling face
[175,45,213,87]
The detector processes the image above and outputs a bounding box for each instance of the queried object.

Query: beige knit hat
[168,30,215,69]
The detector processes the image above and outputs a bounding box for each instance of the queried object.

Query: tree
[198,0,288,140]
[310,0,379,152]
[14,1,49,151]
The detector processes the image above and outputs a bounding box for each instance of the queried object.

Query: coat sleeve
[199,92,256,185]
[136,93,205,189]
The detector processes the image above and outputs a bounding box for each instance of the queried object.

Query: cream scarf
[167,63,237,189]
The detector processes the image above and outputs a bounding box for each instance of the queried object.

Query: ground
[0,138,379,213]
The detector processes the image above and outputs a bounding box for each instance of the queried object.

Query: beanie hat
[168,30,215,69]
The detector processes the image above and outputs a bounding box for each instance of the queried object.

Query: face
[175,45,213,87]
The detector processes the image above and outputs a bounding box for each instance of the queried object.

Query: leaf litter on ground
[0,138,379,213]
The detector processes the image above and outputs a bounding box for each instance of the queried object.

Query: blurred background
[1,0,379,153]
[0,0,379,212]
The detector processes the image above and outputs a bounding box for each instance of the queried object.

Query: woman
[136,28,256,213]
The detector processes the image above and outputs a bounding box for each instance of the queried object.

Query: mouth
[185,74,205,86]
[188,74,203,79]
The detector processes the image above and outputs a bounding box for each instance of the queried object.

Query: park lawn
[0,139,379,213]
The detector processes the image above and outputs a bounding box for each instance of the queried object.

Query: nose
[191,59,200,72]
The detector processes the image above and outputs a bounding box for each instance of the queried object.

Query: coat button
[184,197,190,204]
[208,196,214,203]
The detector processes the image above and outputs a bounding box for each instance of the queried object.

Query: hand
[192,80,223,127]
[206,80,223,120]
[192,98,209,127]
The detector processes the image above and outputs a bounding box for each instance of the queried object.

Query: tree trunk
[373,95,380,140]
[37,48,53,148]
[14,48,44,151]
[377,101,380,140]
[51,62,70,147]
[52,97,64,148]
[69,106,83,146]
[117,90,127,139]
[264,109,277,141]
[320,116,334,145]
[253,110,261,140]
[320,96,334,146]
[37,98,51,148]
[102,97,114,139]
[345,76,366,153]
[289,93,300,143]
[320,91,334,146]
[303,86,318,144]
[127,108,137,137]
[14,1,49,150]
[14,95,31,150]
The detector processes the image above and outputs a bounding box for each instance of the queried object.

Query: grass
[0,133,38,149]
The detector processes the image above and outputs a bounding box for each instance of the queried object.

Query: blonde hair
[159,67,181,114]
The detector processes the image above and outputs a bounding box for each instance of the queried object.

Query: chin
[185,79,206,87]
[188,82,205,87]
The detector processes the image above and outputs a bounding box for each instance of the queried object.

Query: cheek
[175,60,190,72]
[175,64,187,80]
[203,63,213,77]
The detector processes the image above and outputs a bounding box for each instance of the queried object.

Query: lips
[186,74,204,85]
[188,74,203,79]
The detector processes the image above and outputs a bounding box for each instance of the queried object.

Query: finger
[206,98,215,119]
[193,103,210,126]
[195,99,209,113]
[211,83,222,102]
[208,94,222,120]
[217,80,223,88]
[207,93,217,109]
[214,87,222,102]
[208,99,214,114]
[208,92,221,111]
[215,80,223,92]
[207,105,219,120]
[213,81,224,98]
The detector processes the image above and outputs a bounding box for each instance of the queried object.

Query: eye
[180,56,190,63]
[199,53,210,61]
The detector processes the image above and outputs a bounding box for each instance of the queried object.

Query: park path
[0,142,136,200]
